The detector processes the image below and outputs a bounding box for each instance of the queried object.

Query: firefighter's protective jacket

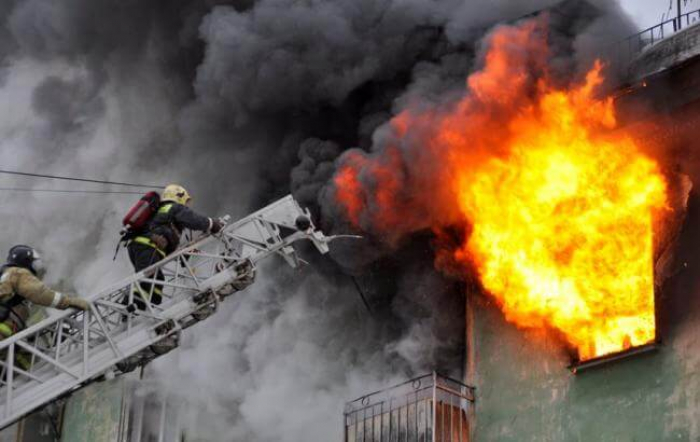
[147,202,212,254]
[0,267,72,322]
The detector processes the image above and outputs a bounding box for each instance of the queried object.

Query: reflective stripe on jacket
[132,236,167,257]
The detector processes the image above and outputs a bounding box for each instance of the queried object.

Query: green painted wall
[469,300,680,441]
[468,194,700,441]
[60,378,128,442]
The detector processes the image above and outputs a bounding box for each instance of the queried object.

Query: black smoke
[0,0,637,439]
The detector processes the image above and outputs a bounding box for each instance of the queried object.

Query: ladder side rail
[0,196,300,351]
[0,217,291,391]
[0,236,213,351]
[0,195,329,429]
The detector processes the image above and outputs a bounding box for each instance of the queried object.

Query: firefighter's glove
[210,218,224,234]
[66,297,90,311]
[231,262,255,291]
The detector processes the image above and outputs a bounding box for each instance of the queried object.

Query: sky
[619,0,698,30]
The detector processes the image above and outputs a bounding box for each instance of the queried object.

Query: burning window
[344,373,475,442]
[332,19,670,368]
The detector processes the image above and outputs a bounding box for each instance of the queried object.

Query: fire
[453,67,667,360]
[333,20,668,361]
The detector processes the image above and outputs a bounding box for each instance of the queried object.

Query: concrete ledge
[569,343,659,374]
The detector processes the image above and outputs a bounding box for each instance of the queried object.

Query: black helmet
[7,245,45,276]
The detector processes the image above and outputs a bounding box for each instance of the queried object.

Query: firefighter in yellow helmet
[0,245,89,340]
[127,184,223,306]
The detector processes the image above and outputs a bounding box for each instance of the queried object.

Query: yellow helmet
[162,184,191,205]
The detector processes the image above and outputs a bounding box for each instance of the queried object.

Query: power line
[350,275,373,315]
[0,169,163,189]
[0,187,144,195]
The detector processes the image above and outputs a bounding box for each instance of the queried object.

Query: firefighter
[127,184,223,306]
[0,245,89,341]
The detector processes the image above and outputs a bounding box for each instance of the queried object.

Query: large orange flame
[454,66,667,360]
[333,20,668,361]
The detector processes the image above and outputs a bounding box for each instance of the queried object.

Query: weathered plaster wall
[60,378,128,442]
[469,190,700,442]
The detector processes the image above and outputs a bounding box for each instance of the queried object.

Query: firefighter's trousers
[127,241,165,307]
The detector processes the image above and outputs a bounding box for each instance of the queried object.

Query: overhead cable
[0,169,163,189]
[0,187,144,195]
[350,275,373,315]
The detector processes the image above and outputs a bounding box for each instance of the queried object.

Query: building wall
[630,22,700,80]
[467,28,700,440]
[467,190,700,442]
[60,378,129,442]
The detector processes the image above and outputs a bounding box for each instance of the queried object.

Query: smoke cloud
[0,0,639,440]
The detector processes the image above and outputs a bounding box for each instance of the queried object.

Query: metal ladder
[0,195,335,430]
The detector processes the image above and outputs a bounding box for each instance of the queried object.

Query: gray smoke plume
[0,0,637,440]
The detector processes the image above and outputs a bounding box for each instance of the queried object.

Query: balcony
[344,373,475,442]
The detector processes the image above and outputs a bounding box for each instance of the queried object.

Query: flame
[453,65,667,360]
[333,20,669,361]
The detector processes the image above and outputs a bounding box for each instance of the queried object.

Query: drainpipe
[678,0,682,31]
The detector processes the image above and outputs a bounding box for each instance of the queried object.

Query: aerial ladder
[0,195,338,430]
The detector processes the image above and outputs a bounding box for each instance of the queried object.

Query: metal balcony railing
[344,373,475,442]
[617,9,700,70]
